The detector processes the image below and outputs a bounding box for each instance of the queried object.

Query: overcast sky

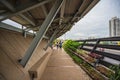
[2,0,120,40]
[60,0,120,40]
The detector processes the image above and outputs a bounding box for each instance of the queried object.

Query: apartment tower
[109,17,120,37]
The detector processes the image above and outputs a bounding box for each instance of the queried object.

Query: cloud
[60,0,120,40]
[74,33,85,36]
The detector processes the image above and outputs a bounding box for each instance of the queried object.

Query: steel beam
[0,22,49,39]
[27,11,35,20]
[0,22,34,35]
[41,5,48,17]
[43,36,49,40]
[44,30,58,50]
[0,0,15,12]
[80,0,100,19]
[23,30,27,38]
[0,0,52,21]
[71,0,84,21]
[0,0,36,26]
[20,0,64,67]
[0,10,6,14]
[19,14,36,26]
[25,27,36,31]
[59,0,66,25]
[56,23,71,37]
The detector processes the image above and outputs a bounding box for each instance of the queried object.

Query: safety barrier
[75,36,120,67]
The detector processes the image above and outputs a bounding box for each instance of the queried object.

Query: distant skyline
[60,0,120,40]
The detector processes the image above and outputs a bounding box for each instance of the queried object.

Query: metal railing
[75,36,120,67]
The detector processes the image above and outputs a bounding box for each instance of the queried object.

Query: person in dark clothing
[56,42,59,49]
[59,41,62,49]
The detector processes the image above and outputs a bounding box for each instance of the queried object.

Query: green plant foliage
[109,65,120,80]
[96,66,114,78]
[76,49,88,55]
[72,55,83,64]
[63,40,107,80]
[63,40,82,51]
[63,40,83,64]
[82,63,105,80]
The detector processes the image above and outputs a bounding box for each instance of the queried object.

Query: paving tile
[40,48,92,80]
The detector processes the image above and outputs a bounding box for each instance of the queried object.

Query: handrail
[75,36,120,42]
[82,47,120,61]
[75,37,120,67]
[84,44,120,50]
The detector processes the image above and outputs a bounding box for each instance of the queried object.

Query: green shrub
[62,40,83,64]
[109,65,120,80]
[72,55,83,64]
[63,40,107,80]
[63,40,82,52]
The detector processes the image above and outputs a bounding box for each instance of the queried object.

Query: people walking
[56,42,59,49]
[59,41,62,49]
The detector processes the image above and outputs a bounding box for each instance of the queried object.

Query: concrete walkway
[40,48,92,80]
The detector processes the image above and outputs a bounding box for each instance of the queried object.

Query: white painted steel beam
[20,0,64,67]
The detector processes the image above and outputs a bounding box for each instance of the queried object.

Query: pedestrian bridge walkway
[40,48,91,80]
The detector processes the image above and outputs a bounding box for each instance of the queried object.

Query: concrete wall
[0,28,52,80]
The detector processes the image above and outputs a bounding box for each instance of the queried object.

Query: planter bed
[63,40,120,80]
[67,49,109,80]
[96,65,114,78]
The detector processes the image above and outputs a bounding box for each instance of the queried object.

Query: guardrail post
[91,39,100,53]
[79,41,86,49]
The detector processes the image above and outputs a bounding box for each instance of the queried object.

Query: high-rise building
[109,17,120,37]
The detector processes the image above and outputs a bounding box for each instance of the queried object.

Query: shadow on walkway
[40,48,92,80]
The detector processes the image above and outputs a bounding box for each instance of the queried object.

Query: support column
[20,0,64,67]
[44,30,58,50]
[23,30,27,38]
